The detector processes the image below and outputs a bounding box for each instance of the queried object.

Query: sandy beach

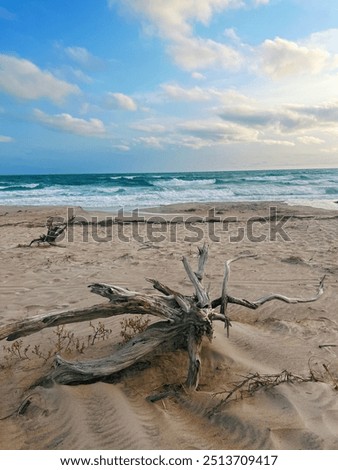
[1,201,338,450]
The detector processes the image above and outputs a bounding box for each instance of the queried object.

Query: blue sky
[1,0,338,174]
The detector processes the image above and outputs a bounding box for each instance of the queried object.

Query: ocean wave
[243,175,291,182]
[0,183,41,191]
[153,177,216,187]
[110,176,136,181]
[98,187,126,194]
[108,176,154,187]
[325,187,338,195]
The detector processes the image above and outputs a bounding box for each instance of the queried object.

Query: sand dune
[1,202,338,449]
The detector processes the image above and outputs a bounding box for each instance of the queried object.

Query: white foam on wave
[247,175,291,182]
[154,178,216,187]
[96,187,124,194]
[110,175,135,180]
[23,183,40,188]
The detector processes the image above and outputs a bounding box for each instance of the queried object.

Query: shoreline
[1,198,338,213]
[1,200,338,229]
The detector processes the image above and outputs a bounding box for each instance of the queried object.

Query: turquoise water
[0,168,337,210]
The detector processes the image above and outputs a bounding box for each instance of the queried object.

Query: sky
[1,0,338,174]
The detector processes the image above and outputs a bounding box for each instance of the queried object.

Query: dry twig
[209,370,315,416]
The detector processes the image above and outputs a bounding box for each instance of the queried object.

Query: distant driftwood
[29,215,75,246]
[0,245,325,389]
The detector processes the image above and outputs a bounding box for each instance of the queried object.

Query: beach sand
[1,201,338,450]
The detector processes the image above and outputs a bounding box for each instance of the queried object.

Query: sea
[0,168,338,211]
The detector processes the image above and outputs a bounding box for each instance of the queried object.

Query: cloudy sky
[1,0,338,174]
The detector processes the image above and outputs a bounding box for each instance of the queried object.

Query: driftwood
[0,245,325,389]
[29,215,75,246]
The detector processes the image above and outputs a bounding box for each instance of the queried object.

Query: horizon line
[1,166,338,178]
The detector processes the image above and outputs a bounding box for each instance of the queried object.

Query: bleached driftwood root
[29,215,75,246]
[0,245,325,389]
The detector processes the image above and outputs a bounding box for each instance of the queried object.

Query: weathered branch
[253,275,325,306]
[146,278,190,312]
[0,303,115,341]
[212,276,325,310]
[35,321,187,387]
[0,288,182,341]
[186,328,202,389]
[195,243,208,281]
[146,278,179,297]
[215,256,257,332]
[220,261,231,337]
[29,215,75,246]
[182,256,210,308]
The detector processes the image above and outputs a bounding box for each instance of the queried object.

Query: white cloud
[320,146,338,154]
[161,83,211,101]
[217,99,338,150]
[224,28,240,41]
[305,29,338,55]
[178,119,259,144]
[0,135,13,143]
[293,102,338,123]
[178,135,214,149]
[109,0,243,40]
[113,144,131,151]
[220,105,282,127]
[298,136,325,144]
[168,36,242,70]
[219,103,332,132]
[137,136,163,148]
[191,72,206,80]
[130,122,166,132]
[109,0,244,71]
[217,89,256,105]
[176,126,294,148]
[104,92,137,111]
[65,46,93,64]
[0,54,79,103]
[67,67,93,84]
[259,138,295,146]
[258,37,331,79]
[64,46,103,70]
[160,84,252,104]
[33,109,107,137]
